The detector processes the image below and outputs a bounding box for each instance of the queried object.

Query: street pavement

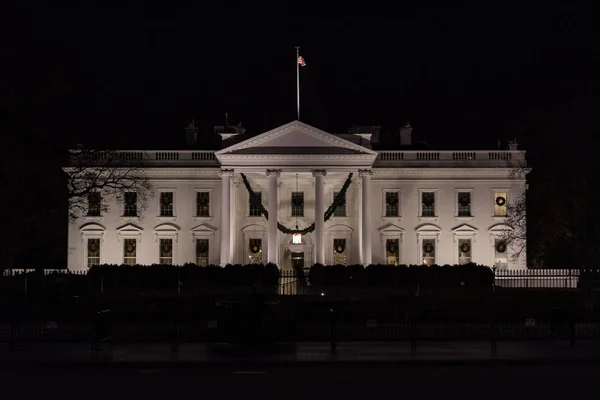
[2,340,600,367]
[1,364,600,400]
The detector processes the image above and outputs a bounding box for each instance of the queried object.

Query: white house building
[68,120,527,271]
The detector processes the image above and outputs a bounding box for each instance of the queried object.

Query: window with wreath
[494,192,508,217]
[494,238,508,269]
[249,192,262,217]
[87,238,100,267]
[333,238,347,265]
[159,238,173,264]
[196,192,210,217]
[386,238,399,266]
[385,192,399,217]
[291,191,304,217]
[333,191,346,217]
[421,192,435,217]
[124,193,138,217]
[196,239,209,266]
[248,238,262,264]
[422,238,435,265]
[159,192,174,217]
[458,238,472,265]
[123,238,137,265]
[87,192,101,217]
[457,192,472,217]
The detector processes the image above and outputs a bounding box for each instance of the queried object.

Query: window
[386,238,399,266]
[333,238,347,265]
[159,238,173,264]
[422,238,435,265]
[494,238,508,269]
[196,239,209,266]
[291,192,304,217]
[248,238,262,264]
[87,238,100,267]
[159,192,174,217]
[196,192,210,217]
[249,192,262,217]
[123,238,137,265]
[385,191,400,217]
[457,192,472,217]
[124,193,138,217]
[333,191,346,217]
[494,192,508,217]
[421,192,435,217]
[458,238,472,265]
[87,193,101,216]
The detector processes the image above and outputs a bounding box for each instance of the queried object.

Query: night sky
[3,2,600,151]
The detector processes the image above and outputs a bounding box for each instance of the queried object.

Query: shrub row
[307,263,495,288]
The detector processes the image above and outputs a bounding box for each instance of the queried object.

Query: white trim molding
[241,224,267,264]
[415,223,441,265]
[379,223,405,265]
[452,223,478,264]
[190,223,218,265]
[418,188,439,220]
[327,224,353,265]
[153,223,179,265]
[454,188,475,220]
[193,188,214,220]
[382,188,402,220]
[116,223,143,264]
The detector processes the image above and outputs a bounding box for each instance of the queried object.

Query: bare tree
[65,149,153,221]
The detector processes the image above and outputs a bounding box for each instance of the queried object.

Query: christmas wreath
[495,196,506,206]
[250,243,261,254]
[387,193,399,206]
[197,242,208,254]
[88,241,98,253]
[460,242,471,253]
[386,241,397,254]
[496,241,507,253]
[423,242,434,254]
[125,242,136,254]
[422,193,434,207]
[162,241,172,254]
[197,193,209,205]
[161,193,171,205]
[459,194,471,206]
[334,242,346,254]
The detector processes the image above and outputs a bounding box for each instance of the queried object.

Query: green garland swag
[240,172,353,235]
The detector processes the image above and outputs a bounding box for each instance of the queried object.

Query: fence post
[490,288,497,352]
[569,309,576,348]
[171,320,179,352]
[24,273,27,299]
[409,311,417,354]
[330,308,337,354]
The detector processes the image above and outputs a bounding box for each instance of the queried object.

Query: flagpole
[296,46,300,120]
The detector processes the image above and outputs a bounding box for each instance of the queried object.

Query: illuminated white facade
[68,121,527,271]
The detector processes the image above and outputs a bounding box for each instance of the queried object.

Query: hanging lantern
[292,232,302,244]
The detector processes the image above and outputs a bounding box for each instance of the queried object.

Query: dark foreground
[1,364,599,400]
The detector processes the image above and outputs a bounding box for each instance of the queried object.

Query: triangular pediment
[191,223,217,233]
[216,121,377,157]
[379,223,405,233]
[452,223,478,233]
[116,223,143,233]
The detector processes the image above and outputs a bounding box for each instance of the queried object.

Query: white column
[266,169,281,265]
[219,169,234,266]
[359,169,373,266]
[312,169,327,265]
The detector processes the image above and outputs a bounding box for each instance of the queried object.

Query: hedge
[307,263,495,288]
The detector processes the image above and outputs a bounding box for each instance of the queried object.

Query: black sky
[3,2,600,150]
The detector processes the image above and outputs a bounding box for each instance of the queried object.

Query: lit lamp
[292,231,302,245]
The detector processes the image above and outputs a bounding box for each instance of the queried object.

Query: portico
[215,120,378,267]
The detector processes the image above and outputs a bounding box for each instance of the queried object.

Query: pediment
[415,223,441,233]
[191,223,217,233]
[80,222,106,233]
[215,121,377,168]
[328,224,353,233]
[488,223,513,232]
[379,223,405,233]
[116,223,143,233]
[154,223,180,233]
[452,223,478,233]
[241,224,267,233]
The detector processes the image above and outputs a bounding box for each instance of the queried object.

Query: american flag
[297,56,306,66]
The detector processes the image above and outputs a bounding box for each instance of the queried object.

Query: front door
[291,251,304,270]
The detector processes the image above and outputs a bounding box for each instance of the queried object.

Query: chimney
[507,138,519,150]
[400,123,413,145]
[184,120,198,146]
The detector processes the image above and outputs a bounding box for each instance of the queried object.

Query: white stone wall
[68,168,527,271]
